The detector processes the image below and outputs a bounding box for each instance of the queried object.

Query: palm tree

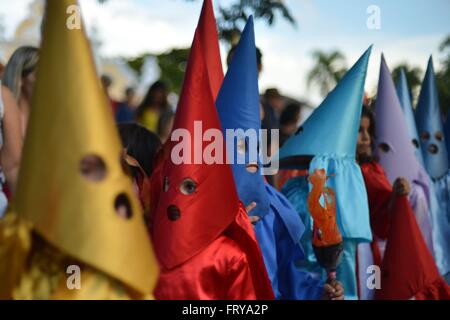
[391,63,423,103]
[307,50,347,97]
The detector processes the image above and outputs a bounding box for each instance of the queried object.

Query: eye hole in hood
[421,131,430,141]
[378,142,391,153]
[80,154,107,182]
[180,178,197,195]
[428,144,439,154]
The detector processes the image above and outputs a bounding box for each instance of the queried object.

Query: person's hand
[393,177,410,196]
[322,281,344,300]
[245,202,260,225]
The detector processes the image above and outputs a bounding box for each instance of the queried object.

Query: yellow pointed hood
[15,0,158,295]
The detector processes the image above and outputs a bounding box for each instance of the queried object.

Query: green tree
[127,48,190,95]
[307,50,347,97]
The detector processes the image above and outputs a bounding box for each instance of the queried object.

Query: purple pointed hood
[375,55,421,184]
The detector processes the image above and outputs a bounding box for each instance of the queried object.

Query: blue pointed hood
[279,46,372,164]
[216,16,270,217]
[277,47,373,243]
[415,57,449,179]
[396,68,425,165]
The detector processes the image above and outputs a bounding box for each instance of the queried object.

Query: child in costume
[373,56,449,276]
[0,0,158,300]
[148,5,274,300]
[357,105,450,300]
[215,17,342,300]
[281,47,373,300]
[415,57,450,281]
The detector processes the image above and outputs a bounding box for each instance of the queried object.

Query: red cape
[375,195,450,300]
[362,161,450,299]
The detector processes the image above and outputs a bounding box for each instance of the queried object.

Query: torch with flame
[307,169,343,286]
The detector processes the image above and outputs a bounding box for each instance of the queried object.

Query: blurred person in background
[101,74,119,116]
[157,109,175,144]
[262,88,284,132]
[2,46,39,138]
[136,80,172,133]
[279,102,301,147]
[116,87,137,123]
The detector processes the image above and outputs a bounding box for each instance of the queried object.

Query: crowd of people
[0,0,449,300]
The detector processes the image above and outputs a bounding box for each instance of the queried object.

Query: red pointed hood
[375,196,450,300]
[151,0,223,172]
[197,0,224,100]
[151,31,239,270]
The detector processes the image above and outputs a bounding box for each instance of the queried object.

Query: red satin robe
[153,204,274,300]
[360,161,393,266]
[155,235,257,300]
[361,162,450,299]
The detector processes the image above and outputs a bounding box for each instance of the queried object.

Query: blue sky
[0,0,449,105]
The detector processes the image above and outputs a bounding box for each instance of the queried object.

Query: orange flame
[307,169,342,247]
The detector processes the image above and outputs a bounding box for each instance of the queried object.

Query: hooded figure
[280,47,373,300]
[149,7,274,300]
[216,17,322,300]
[374,55,435,257]
[396,69,425,165]
[416,57,449,180]
[415,57,450,277]
[0,0,158,300]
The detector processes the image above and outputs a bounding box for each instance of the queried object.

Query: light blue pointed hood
[415,57,449,179]
[216,16,270,217]
[396,68,425,165]
[277,47,373,242]
[279,47,372,163]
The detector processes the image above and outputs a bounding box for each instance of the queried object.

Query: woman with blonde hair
[2,46,39,137]
[0,46,38,216]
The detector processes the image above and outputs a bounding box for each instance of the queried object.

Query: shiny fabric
[155,235,258,300]
[360,162,450,296]
[281,176,361,300]
[373,57,436,259]
[415,57,449,179]
[374,56,421,185]
[396,69,425,165]
[278,47,372,161]
[14,0,158,295]
[254,183,322,300]
[196,0,224,100]
[309,156,372,242]
[154,205,274,300]
[277,48,373,243]
[428,171,450,276]
[375,196,450,300]
[151,29,239,270]
[150,12,274,299]
[0,213,152,300]
[361,162,436,261]
[216,17,270,218]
